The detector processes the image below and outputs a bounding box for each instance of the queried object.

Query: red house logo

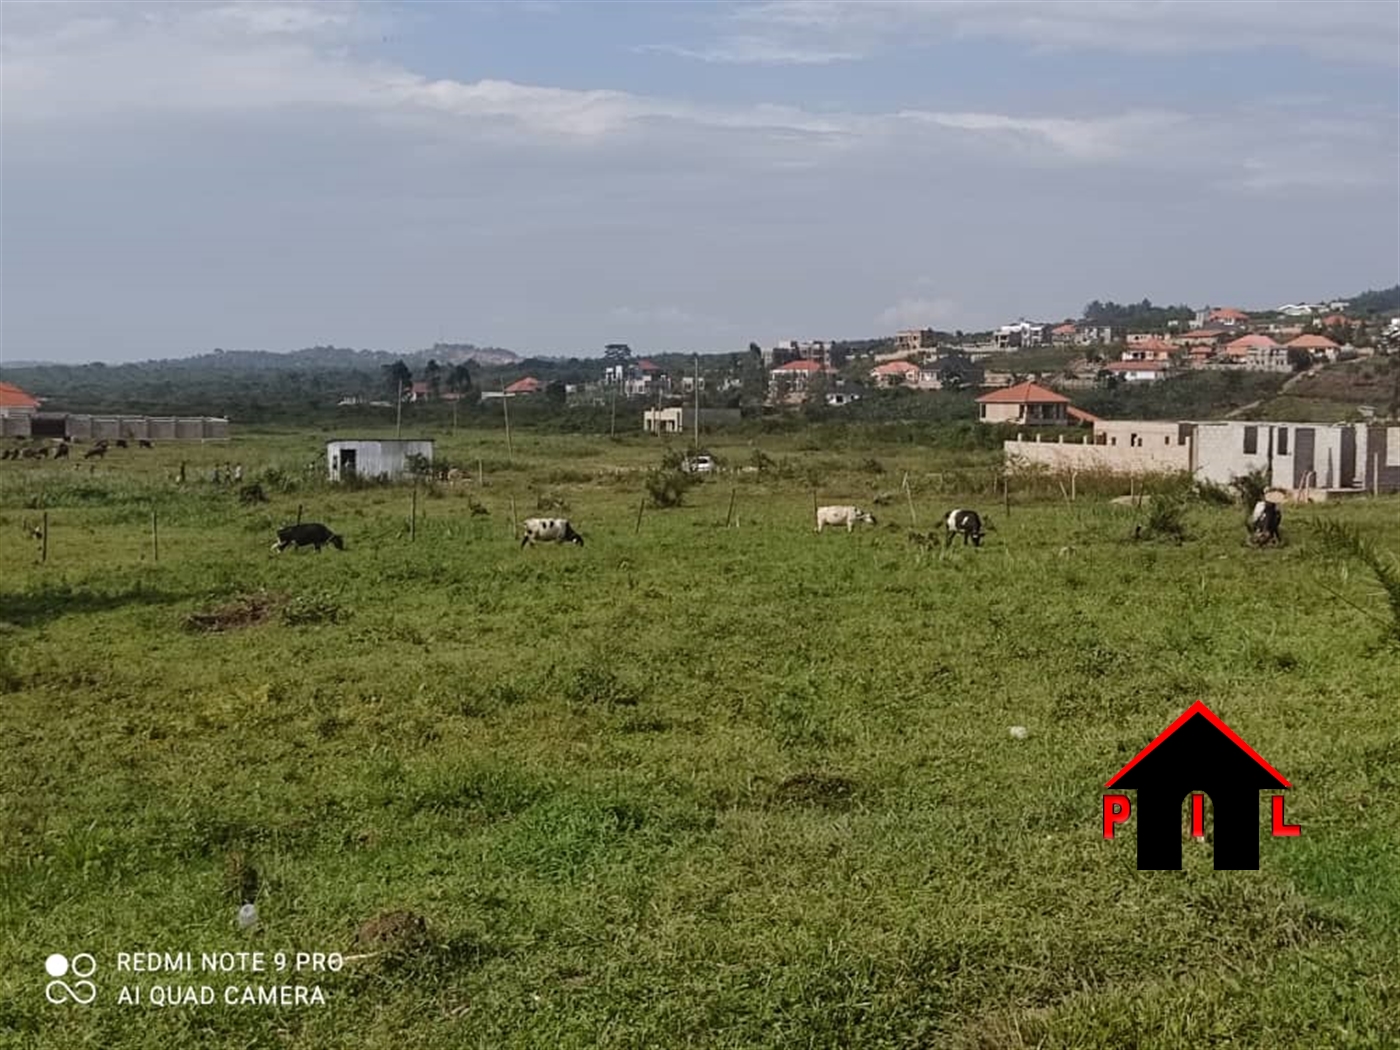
[1103,702,1300,870]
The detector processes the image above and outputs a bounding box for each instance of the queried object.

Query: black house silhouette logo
[1103,702,1299,870]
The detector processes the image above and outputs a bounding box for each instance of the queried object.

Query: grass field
[1,427,1397,1049]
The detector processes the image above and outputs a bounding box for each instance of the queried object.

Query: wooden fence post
[1003,474,1011,518]
[725,487,737,528]
[903,474,917,526]
[634,496,646,535]
[296,503,304,525]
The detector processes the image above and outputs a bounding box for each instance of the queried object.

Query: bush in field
[1141,490,1189,542]
[237,483,268,504]
[1314,520,1400,644]
[536,491,570,514]
[281,592,350,626]
[1193,478,1235,506]
[644,469,696,509]
[1230,467,1270,507]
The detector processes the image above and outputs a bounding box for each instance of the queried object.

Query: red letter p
[1103,794,1131,839]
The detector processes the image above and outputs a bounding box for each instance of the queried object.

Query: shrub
[237,483,268,505]
[1193,478,1234,506]
[644,469,696,509]
[1230,467,1270,507]
[281,593,350,626]
[1313,520,1400,643]
[1141,491,1189,542]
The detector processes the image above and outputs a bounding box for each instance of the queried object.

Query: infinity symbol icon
[44,953,97,1005]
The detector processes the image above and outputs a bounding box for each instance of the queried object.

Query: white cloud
[716,0,1400,65]
[876,297,960,331]
[634,38,861,66]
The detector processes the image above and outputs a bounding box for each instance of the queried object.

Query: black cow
[115,439,129,449]
[138,440,154,449]
[83,445,107,459]
[1248,500,1282,545]
[54,443,70,459]
[944,508,985,547]
[272,522,345,553]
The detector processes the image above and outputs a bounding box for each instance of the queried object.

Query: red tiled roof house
[975,381,1071,426]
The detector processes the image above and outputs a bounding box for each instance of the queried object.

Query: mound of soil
[183,591,285,633]
[356,909,430,954]
[770,772,859,809]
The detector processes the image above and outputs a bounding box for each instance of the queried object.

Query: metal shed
[326,439,434,482]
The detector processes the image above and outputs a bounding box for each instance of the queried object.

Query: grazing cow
[115,439,129,449]
[520,517,584,548]
[83,445,107,460]
[271,522,345,553]
[138,439,154,449]
[944,508,985,547]
[1248,499,1282,545]
[815,505,877,533]
[54,443,69,459]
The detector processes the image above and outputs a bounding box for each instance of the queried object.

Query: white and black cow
[1248,499,1282,545]
[521,517,585,548]
[944,508,985,547]
[815,505,877,533]
[272,522,345,553]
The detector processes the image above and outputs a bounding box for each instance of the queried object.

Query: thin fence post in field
[1058,479,1071,507]
[1003,474,1011,518]
[904,474,917,526]
[501,381,513,465]
[1071,470,1077,502]
[297,503,304,525]
[151,508,159,563]
[410,478,418,542]
[41,510,48,564]
[478,458,484,488]
[634,495,646,535]
[725,487,737,528]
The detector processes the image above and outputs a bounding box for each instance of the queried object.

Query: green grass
[1,428,1398,1049]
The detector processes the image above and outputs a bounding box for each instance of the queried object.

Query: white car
[682,455,716,474]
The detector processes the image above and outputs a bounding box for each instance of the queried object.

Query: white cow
[816,505,877,533]
[521,517,585,548]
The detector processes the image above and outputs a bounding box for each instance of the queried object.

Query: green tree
[544,381,567,407]
[384,360,412,398]
[424,359,443,397]
[447,363,473,395]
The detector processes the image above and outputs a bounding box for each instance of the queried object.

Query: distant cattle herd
[2,437,155,462]
[2,438,1285,556]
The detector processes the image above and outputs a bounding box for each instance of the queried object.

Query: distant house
[1121,338,1176,362]
[643,406,742,434]
[994,321,1051,350]
[764,339,835,369]
[0,382,40,436]
[1076,324,1126,346]
[1176,328,1228,348]
[769,358,835,404]
[326,438,433,482]
[1201,307,1251,329]
[870,360,920,388]
[975,381,1072,426]
[407,381,432,402]
[506,376,544,395]
[1050,323,1079,346]
[1287,333,1342,363]
[1223,334,1287,372]
[1103,360,1172,383]
[893,329,938,354]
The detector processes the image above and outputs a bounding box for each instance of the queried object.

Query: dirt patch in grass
[182,591,286,633]
[769,771,859,809]
[356,909,431,955]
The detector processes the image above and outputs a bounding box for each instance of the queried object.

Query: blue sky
[2,1,1397,364]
